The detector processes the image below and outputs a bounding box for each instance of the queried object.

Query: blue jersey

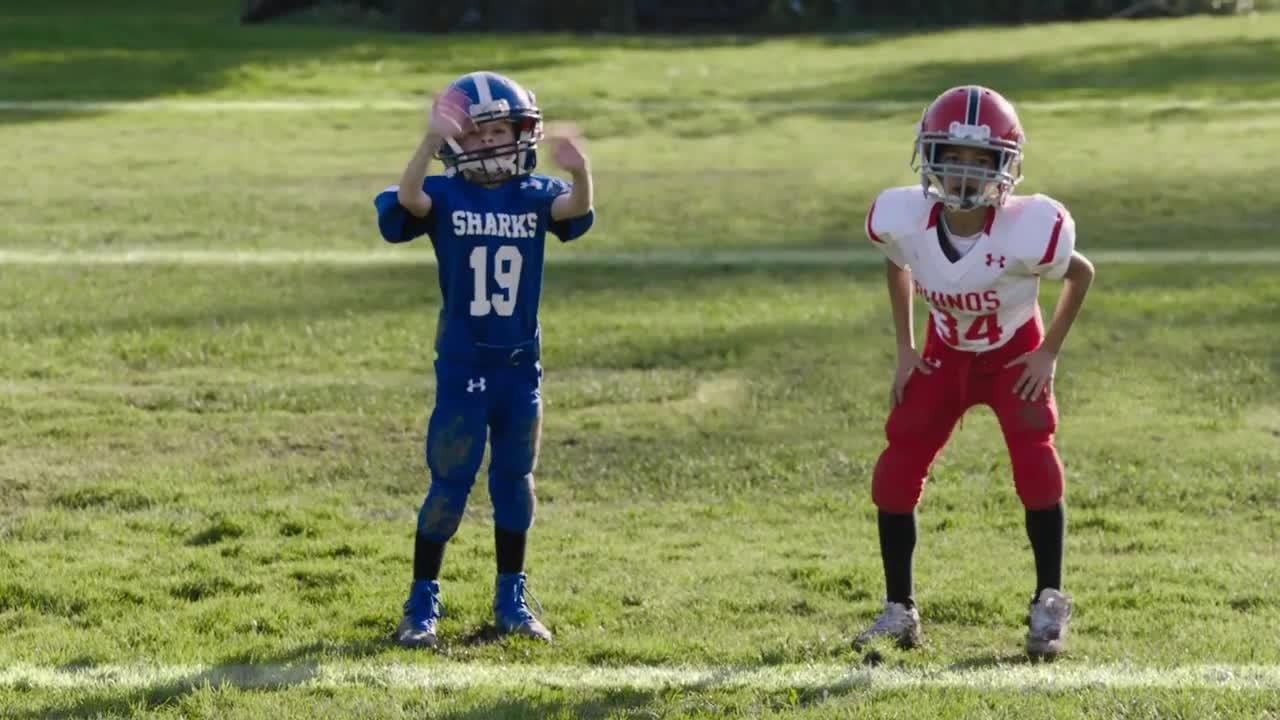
[375,174,594,363]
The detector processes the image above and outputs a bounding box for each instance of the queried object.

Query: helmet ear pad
[513,115,542,173]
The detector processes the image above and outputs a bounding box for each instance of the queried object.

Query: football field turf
[2,3,1279,718]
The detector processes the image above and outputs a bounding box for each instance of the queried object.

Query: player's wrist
[423,131,446,149]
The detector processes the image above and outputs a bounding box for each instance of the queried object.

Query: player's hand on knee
[1006,349,1057,401]
[892,348,933,407]
[428,86,475,141]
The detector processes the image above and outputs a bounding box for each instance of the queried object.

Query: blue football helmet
[437,71,542,183]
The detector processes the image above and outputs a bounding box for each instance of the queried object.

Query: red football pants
[872,313,1064,513]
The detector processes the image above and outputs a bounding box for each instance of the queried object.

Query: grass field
[2,2,1280,718]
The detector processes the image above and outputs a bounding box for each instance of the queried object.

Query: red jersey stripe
[1039,212,1065,265]
[866,201,885,243]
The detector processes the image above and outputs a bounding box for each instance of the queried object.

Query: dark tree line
[241,0,1260,31]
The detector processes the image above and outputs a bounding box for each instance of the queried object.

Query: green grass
[5,1,1280,103]
[9,103,1280,254]
[2,4,1280,719]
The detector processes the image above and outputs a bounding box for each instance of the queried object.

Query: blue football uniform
[374,172,594,544]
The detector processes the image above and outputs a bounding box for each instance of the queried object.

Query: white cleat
[1026,588,1072,658]
[855,601,922,649]
[395,615,438,649]
[503,615,553,642]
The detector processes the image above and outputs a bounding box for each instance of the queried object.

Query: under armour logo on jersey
[467,377,486,393]
[986,253,1006,268]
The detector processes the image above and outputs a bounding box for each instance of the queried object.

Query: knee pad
[419,412,485,542]
[489,471,536,532]
[872,445,927,514]
[486,410,540,532]
[874,399,957,513]
[1000,399,1062,509]
[1010,440,1064,510]
[417,478,473,542]
[1004,400,1059,439]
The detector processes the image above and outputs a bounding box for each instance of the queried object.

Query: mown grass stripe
[1,248,1278,267]
[3,663,1278,692]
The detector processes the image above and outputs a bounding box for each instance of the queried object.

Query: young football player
[857,86,1095,658]
[374,71,595,648]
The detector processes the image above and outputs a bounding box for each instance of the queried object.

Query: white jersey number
[469,245,523,317]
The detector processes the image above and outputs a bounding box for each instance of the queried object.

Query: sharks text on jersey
[451,210,540,239]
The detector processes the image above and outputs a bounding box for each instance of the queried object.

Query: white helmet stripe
[472,72,493,105]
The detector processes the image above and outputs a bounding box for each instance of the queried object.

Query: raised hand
[545,122,589,174]
[428,86,475,141]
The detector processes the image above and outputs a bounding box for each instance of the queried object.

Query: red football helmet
[911,86,1025,210]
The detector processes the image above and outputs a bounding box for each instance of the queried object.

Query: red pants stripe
[872,313,1064,513]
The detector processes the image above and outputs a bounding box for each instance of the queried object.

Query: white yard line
[3,98,1280,113]
[2,662,1278,692]
[0,248,1277,267]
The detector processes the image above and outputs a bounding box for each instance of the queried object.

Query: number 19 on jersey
[469,245,523,317]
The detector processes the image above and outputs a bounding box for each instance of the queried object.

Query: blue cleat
[493,572,552,641]
[396,579,443,648]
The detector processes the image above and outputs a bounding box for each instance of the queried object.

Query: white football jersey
[865,186,1076,352]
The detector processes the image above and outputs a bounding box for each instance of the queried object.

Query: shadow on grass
[751,37,1280,113]
[14,652,883,720]
[0,3,822,128]
[948,651,1039,671]
[9,3,1277,130]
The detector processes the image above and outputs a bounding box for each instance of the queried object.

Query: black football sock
[413,532,446,582]
[1025,503,1065,600]
[495,527,527,576]
[878,510,917,608]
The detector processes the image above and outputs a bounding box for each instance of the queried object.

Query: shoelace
[502,576,543,622]
[406,587,444,622]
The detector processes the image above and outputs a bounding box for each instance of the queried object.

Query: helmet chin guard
[445,133,527,183]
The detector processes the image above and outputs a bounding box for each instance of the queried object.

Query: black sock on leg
[878,510,917,608]
[495,527,527,576]
[413,532,446,582]
[1025,502,1065,600]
